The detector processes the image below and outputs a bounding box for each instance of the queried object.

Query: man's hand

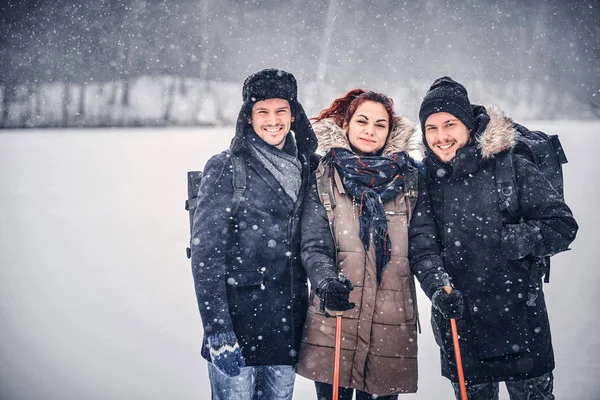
[207,331,246,377]
[432,287,464,320]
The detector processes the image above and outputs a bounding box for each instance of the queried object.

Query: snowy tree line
[0,0,598,128]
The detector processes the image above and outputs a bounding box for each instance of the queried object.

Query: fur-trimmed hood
[475,105,517,159]
[312,116,424,159]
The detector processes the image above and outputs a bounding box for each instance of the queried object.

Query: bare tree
[199,0,211,84]
[121,0,146,107]
[315,0,338,107]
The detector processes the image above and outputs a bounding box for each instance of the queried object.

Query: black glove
[317,273,355,312]
[431,288,464,320]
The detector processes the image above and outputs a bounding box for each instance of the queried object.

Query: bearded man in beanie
[190,68,317,400]
[414,76,578,399]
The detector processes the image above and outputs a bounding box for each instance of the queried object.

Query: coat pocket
[470,299,532,360]
[227,270,264,286]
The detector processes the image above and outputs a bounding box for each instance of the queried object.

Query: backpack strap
[403,165,419,223]
[226,149,246,215]
[315,160,336,225]
[495,149,519,218]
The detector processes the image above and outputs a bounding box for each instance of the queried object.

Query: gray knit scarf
[247,130,302,202]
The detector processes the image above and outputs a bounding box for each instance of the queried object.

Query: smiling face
[249,98,294,149]
[344,100,390,156]
[424,112,471,163]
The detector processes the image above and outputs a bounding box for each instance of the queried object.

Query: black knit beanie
[231,68,317,156]
[418,76,475,134]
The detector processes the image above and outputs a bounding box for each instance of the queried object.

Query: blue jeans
[208,363,296,400]
[451,372,554,400]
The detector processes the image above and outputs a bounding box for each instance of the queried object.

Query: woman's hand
[317,273,356,312]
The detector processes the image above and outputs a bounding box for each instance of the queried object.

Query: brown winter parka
[297,117,436,396]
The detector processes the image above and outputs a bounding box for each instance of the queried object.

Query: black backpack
[185,150,246,259]
[496,123,568,212]
[494,124,568,304]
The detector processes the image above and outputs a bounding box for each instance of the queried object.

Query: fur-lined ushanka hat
[231,68,317,156]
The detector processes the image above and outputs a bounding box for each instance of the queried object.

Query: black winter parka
[422,105,578,384]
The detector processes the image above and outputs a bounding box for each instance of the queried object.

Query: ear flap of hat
[230,103,252,153]
[291,102,317,156]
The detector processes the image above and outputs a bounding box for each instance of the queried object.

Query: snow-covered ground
[0,122,598,400]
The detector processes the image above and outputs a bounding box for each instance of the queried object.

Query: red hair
[312,89,397,132]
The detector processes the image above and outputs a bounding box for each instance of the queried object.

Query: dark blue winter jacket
[422,105,578,384]
[190,120,317,366]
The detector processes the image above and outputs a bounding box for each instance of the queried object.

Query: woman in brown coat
[297,89,447,399]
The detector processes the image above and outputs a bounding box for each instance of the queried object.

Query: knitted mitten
[207,331,246,377]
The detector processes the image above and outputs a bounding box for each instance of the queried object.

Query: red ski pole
[443,276,467,400]
[332,311,343,400]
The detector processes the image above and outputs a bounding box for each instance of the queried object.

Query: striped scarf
[331,148,409,284]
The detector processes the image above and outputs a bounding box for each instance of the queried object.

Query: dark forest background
[1,0,598,128]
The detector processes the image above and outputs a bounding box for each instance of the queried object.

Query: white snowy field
[0,122,598,400]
